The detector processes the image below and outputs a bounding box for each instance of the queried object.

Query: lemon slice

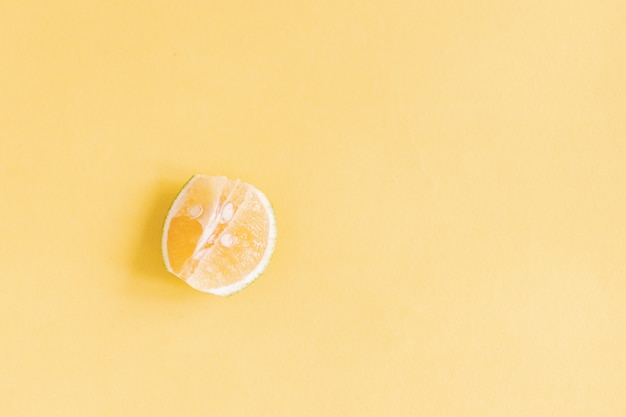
[161,175,277,295]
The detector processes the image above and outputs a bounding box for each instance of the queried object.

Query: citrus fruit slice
[161,175,277,295]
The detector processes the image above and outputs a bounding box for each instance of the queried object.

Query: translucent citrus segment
[161,175,277,295]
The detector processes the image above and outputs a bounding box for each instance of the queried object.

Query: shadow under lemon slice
[161,175,277,296]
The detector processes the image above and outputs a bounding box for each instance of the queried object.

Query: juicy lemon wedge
[161,175,277,295]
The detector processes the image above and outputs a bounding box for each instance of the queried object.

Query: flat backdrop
[1,0,625,415]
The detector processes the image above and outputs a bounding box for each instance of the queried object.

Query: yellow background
[1,0,625,415]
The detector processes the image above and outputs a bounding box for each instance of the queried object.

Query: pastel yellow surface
[1,1,625,415]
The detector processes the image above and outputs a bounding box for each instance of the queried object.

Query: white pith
[191,179,239,257]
